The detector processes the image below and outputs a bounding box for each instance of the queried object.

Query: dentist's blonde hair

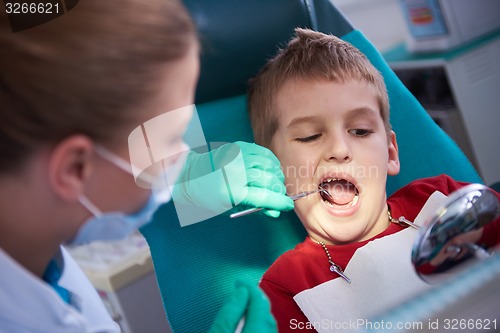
[0,0,197,174]
[248,28,390,147]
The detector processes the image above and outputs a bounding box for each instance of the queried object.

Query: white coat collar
[0,246,119,333]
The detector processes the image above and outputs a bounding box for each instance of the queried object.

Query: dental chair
[140,1,482,332]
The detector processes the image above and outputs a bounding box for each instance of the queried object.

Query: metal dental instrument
[229,189,320,218]
[318,186,334,201]
[388,209,420,230]
[397,216,420,230]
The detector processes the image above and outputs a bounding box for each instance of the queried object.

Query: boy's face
[270,78,400,245]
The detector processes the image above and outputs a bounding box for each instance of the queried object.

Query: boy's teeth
[351,194,359,206]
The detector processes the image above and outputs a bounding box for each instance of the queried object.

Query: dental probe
[229,189,321,218]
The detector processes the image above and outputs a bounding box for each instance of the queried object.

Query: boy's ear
[47,135,95,202]
[387,131,400,176]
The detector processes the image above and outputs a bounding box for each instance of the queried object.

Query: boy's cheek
[284,177,300,195]
[284,176,307,195]
[289,161,318,190]
[284,176,317,196]
[294,199,317,221]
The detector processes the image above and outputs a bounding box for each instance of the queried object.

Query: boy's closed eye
[294,128,373,143]
[348,128,374,137]
[295,133,322,143]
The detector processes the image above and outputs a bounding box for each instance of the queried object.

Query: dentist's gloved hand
[209,280,276,333]
[172,141,293,218]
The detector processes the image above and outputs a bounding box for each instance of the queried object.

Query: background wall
[332,0,408,52]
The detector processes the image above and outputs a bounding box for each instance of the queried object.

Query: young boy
[247,28,500,332]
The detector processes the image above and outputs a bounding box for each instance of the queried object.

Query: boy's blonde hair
[248,28,390,147]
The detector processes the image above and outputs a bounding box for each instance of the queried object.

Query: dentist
[0,0,292,332]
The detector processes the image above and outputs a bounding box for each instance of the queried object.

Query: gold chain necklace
[315,206,403,284]
[388,208,420,229]
[317,241,351,283]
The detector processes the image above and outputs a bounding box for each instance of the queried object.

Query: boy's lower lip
[319,192,360,217]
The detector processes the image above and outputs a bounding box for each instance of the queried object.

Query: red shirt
[260,175,500,332]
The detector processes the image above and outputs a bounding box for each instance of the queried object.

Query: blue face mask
[69,145,187,245]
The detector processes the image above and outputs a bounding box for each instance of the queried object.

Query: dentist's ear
[387,131,400,176]
[47,135,95,202]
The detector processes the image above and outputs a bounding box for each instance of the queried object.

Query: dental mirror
[412,184,500,284]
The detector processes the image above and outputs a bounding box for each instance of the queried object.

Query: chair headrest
[184,0,354,104]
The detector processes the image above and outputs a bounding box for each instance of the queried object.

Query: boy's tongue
[322,179,356,205]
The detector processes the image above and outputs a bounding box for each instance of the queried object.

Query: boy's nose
[325,136,351,163]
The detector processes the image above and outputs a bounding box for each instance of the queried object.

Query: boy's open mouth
[319,178,359,209]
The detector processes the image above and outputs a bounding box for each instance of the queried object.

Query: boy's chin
[309,229,367,245]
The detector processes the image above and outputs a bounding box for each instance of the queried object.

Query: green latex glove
[172,141,294,221]
[209,280,277,333]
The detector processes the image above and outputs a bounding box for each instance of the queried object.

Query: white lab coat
[0,246,120,333]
